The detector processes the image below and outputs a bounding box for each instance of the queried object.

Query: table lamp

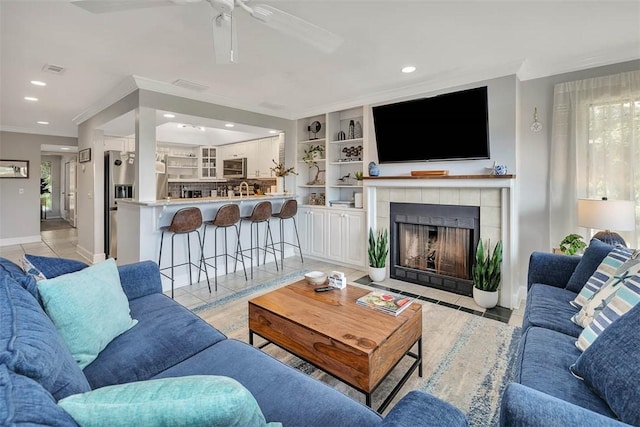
[577,198,636,247]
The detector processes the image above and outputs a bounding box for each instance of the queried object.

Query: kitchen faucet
[239,181,249,198]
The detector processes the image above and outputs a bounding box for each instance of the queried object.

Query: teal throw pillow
[37,258,138,369]
[58,376,282,427]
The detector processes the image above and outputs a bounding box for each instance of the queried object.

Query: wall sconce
[530,107,542,132]
[577,197,636,246]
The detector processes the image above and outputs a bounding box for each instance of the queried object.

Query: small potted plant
[270,159,298,194]
[368,228,388,282]
[302,145,325,185]
[472,239,503,309]
[354,171,364,185]
[559,234,586,255]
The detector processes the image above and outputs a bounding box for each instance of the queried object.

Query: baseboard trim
[0,235,41,247]
[75,245,105,264]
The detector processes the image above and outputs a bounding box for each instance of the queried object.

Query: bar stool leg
[292,216,304,264]
[266,222,279,271]
[196,229,211,293]
[171,234,176,299]
[279,218,285,269]
[234,224,248,280]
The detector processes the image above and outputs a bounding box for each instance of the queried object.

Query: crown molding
[72,75,139,125]
[0,125,77,138]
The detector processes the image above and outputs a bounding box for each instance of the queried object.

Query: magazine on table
[356,290,415,316]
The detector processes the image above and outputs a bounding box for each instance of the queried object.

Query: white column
[135,106,156,202]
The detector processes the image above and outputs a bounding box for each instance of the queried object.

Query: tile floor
[0,220,524,327]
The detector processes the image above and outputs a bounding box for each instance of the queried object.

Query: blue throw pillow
[0,364,79,427]
[58,376,281,427]
[23,254,88,279]
[0,256,39,299]
[571,303,640,425]
[0,276,91,400]
[37,258,138,369]
[566,239,614,293]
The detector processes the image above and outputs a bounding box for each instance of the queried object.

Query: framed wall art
[79,148,91,163]
[0,159,29,179]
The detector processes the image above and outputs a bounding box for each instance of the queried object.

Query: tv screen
[372,86,490,163]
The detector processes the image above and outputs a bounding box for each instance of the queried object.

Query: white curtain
[550,70,640,248]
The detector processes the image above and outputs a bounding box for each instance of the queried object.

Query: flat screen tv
[372,86,490,163]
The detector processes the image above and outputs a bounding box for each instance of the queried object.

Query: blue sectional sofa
[499,241,638,426]
[0,256,468,427]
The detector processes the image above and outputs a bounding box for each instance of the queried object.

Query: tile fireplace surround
[364,175,519,309]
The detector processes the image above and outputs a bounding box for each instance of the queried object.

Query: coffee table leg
[366,393,372,408]
[249,330,254,346]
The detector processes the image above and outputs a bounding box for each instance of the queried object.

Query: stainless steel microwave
[223,158,247,179]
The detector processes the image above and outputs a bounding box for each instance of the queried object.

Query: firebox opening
[390,203,480,297]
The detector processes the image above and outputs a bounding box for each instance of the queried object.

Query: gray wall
[0,132,77,244]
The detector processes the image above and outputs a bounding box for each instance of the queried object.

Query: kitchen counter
[116,194,299,292]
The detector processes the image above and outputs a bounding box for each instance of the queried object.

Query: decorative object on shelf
[309,192,326,205]
[308,121,322,140]
[302,144,325,185]
[338,173,352,185]
[354,121,363,138]
[368,228,388,282]
[354,192,363,208]
[368,161,380,176]
[354,171,364,186]
[348,120,355,139]
[577,197,636,247]
[490,161,508,176]
[270,159,297,177]
[559,234,587,255]
[472,240,503,309]
[337,130,346,141]
[530,107,543,132]
[276,176,285,194]
[341,145,363,161]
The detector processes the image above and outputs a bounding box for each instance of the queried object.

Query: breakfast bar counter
[116,195,297,292]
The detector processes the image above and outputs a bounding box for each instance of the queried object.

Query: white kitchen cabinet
[199,146,218,180]
[326,209,365,267]
[248,137,280,178]
[104,136,126,152]
[297,206,326,259]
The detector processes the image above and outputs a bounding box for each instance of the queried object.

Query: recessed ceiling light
[24,96,38,101]
[30,80,47,87]
[163,113,175,118]
[225,123,235,128]
[269,130,277,134]
[178,124,187,128]
[401,66,416,73]
[198,126,205,131]
[36,121,49,125]
[61,147,71,151]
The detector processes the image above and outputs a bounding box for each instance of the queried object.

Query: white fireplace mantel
[364,175,520,309]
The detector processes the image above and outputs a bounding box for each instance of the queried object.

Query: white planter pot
[276,177,285,194]
[368,266,386,282]
[473,287,499,309]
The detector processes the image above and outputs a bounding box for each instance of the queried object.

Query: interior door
[64,161,76,227]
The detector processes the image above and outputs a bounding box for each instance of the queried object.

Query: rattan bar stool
[269,199,304,269]
[158,207,210,299]
[198,203,247,291]
[235,201,279,279]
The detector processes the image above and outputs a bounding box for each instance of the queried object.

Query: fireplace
[390,203,480,296]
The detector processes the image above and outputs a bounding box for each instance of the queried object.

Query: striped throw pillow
[576,273,640,351]
[571,246,634,308]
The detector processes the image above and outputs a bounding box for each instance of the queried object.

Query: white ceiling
[1,0,639,139]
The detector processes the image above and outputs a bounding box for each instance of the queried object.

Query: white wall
[41,154,61,218]
[0,132,77,246]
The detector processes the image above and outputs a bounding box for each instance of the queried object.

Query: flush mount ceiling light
[61,147,71,150]
[269,130,277,134]
[225,123,235,128]
[163,113,176,118]
[36,121,49,125]
[178,123,206,131]
[30,80,47,86]
[401,66,416,73]
[24,96,38,101]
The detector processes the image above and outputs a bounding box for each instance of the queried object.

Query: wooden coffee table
[248,280,422,412]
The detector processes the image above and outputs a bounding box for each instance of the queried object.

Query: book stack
[356,290,415,316]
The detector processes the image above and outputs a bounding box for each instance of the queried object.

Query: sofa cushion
[0,256,38,300]
[571,256,640,328]
[58,376,279,427]
[152,339,383,427]
[522,284,583,337]
[565,239,614,293]
[576,272,640,351]
[37,258,138,369]
[572,246,634,308]
[571,303,640,425]
[0,364,79,427]
[515,326,615,418]
[0,276,91,400]
[23,253,88,280]
[83,293,226,389]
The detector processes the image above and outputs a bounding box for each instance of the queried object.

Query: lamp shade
[577,199,636,231]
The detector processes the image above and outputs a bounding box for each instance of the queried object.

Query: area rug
[192,275,521,426]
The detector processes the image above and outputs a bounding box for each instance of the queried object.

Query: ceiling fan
[70,0,343,64]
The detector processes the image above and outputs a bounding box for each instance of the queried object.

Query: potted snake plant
[472,239,503,308]
[368,228,388,282]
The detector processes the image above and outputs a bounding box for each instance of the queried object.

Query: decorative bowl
[304,271,327,286]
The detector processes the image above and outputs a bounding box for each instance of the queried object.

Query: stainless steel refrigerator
[104,151,135,259]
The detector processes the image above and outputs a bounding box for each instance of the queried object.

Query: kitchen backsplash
[168,179,276,199]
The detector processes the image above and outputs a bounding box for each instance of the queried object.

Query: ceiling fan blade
[212,12,239,64]
[71,0,189,14]
[251,4,343,54]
